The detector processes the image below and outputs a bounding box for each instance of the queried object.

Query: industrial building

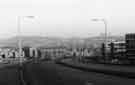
[100,33,135,64]
[125,33,135,64]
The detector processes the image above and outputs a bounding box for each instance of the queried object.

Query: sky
[0,0,135,38]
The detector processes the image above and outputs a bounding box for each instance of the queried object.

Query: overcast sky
[0,0,135,38]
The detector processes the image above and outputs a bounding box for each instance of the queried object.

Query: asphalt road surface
[22,61,135,85]
[0,64,20,85]
[0,61,135,85]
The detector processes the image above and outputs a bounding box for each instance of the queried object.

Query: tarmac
[57,59,135,78]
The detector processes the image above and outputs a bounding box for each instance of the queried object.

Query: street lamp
[17,16,35,63]
[91,18,108,60]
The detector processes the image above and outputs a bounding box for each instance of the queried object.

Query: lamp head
[25,16,35,18]
[91,18,99,21]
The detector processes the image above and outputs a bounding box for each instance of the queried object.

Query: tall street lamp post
[91,18,108,61]
[17,16,35,63]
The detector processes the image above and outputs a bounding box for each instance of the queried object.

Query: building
[66,47,95,62]
[100,33,135,64]
[125,33,135,63]
[0,47,25,58]
[108,41,126,60]
[39,46,67,60]
[23,47,41,59]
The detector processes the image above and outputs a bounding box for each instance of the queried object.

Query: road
[22,61,135,85]
[0,64,20,85]
[0,61,134,85]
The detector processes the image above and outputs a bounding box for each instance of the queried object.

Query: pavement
[22,61,135,85]
[57,59,135,78]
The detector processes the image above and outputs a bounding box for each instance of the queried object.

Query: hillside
[0,35,124,48]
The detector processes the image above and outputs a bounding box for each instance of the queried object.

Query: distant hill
[0,35,124,48]
[0,36,63,48]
